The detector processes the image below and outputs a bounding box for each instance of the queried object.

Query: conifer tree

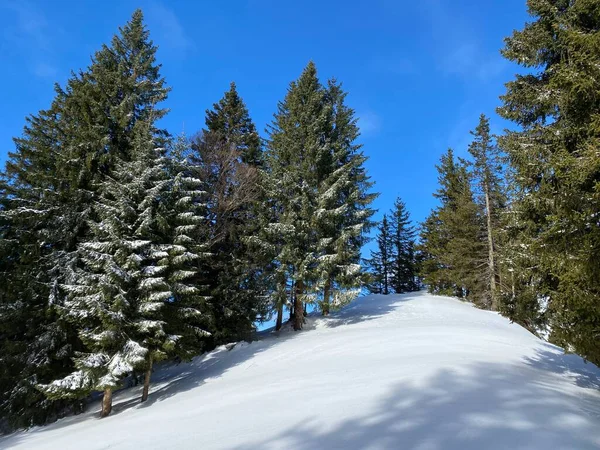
[316,80,376,314]
[366,215,394,295]
[419,150,487,302]
[467,114,506,310]
[0,10,173,421]
[40,119,168,416]
[389,198,417,293]
[42,125,210,416]
[498,0,600,362]
[205,82,263,166]
[265,62,331,330]
[163,133,212,360]
[191,83,266,344]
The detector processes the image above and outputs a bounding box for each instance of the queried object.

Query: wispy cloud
[2,1,50,49]
[419,0,506,82]
[358,111,382,136]
[147,2,193,56]
[1,1,60,78]
[440,42,507,81]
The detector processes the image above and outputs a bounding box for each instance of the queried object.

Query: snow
[3,291,600,449]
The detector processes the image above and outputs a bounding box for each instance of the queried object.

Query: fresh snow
[3,291,600,449]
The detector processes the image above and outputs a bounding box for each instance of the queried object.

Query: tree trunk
[289,279,295,322]
[383,263,389,295]
[294,280,304,331]
[484,185,497,310]
[141,355,153,403]
[511,270,516,301]
[101,387,113,418]
[275,301,283,331]
[322,276,332,316]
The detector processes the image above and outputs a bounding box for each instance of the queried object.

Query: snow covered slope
[3,291,600,450]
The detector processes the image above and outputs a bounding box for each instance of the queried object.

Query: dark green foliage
[498,0,600,362]
[191,83,267,344]
[265,62,331,329]
[365,215,394,295]
[0,12,378,430]
[0,9,170,427]
[316,79,376,313]
[265,63,375,327]
[467,114,507,310]
[419,150,487,303]
[205,82,263,167]
[390,198,417,293]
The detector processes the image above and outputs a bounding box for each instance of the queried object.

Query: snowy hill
[3,291,600,450]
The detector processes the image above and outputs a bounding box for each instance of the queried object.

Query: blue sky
[0,0,528,230]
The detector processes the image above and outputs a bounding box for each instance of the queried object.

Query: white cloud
[1,1,61,78]
[2,1,51,49]
[358,111,382,136]
[419,0,507,82]
[440,42,507,81]
[147,2,193,55]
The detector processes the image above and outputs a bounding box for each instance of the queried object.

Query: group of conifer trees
[366,198,419,295]
[0,11,375,429]
[419,116,504,310]
[419,0,600,369]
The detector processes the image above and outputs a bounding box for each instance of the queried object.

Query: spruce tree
[0,10,173,420]
[418,210,451,293]
[389,198,417,293]
[498,0,600,362]
[419,150,487,302]
[205,82,262,166]
[40,120,168,417]
[366,215,394,295]
[191,83,267,344]
[266,62,330,330]
[316,79,376,314]
[467,114,506,310]
[0,92,84,428]
[163,133,212,360]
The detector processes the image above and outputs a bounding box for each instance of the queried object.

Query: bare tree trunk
[141,355,153,403]
[484,185,497,310]
[322,276,332,316]
[275,302,283,331]
[294,280,304,331]
[101,387,113,418]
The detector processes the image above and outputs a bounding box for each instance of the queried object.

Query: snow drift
[3,291,600,449]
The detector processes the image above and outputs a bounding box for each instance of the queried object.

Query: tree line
[417,0,600,374]
[0,10,376,428]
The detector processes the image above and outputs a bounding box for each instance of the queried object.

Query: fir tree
[265,62,331,330]
[467,114,506,310]
[40,119,168,416]
[163,133,213,360]
[191,83,267,344]
[205,82,262,166]
[316,79,376,314]
[366,215,394,295]
[389,198,417,293]
[419,150,487,302]
[5,10,174,419]
[498,0,600,363]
